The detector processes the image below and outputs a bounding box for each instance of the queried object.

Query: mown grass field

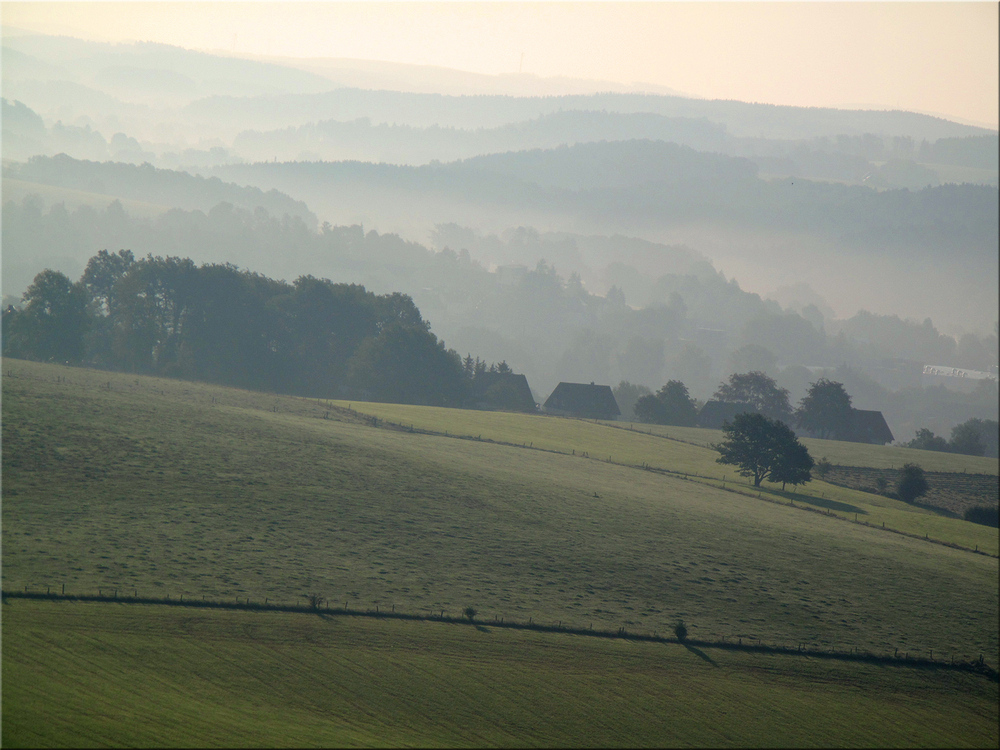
[3,599,997,748]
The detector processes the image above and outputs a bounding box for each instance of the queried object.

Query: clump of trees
[634,380,698,426]
[2,252,491,408]
[714,371,793,423]
[713,412,814,489]
[905,419,999,457]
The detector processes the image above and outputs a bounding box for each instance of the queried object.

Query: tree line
[1,251,513,408]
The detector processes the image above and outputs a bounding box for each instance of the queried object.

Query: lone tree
[713,412,814,488]
[896,463,929,504]
[795,379,853,440]
[714,371,793,423]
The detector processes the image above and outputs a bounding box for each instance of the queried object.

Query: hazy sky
[3,2,998,128]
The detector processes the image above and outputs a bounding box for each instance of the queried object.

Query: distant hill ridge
[187,87,996,141]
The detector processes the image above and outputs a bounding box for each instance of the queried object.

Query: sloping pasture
[622,422,998,474]
[3,600,997,748]
[331,400,999,553]
[3,360,998,664]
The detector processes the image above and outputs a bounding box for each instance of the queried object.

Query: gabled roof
[845,409,894,445]
[471,372,537,412]
[697,400,755,429]
[543,382,620,419]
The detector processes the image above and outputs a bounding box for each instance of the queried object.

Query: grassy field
[329,400,999,554]
[4,599,997,748]
[3,359,997,665]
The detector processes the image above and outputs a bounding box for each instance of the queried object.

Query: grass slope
[3,360,998,666]
[4,600,997,748]
[333,401,999,553]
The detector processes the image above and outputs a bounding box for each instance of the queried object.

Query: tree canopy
[3,253,479,408]
[795,378,853,439]
[713,412,814,488]
[714,371,793,424]
[634,380,698,426]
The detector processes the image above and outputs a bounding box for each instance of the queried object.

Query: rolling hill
[3,358,997,746]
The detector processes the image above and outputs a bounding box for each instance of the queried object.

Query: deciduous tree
[713,412,813,488]
[796,379,853,439]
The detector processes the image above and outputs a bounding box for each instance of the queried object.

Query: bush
[463,606,477,622]
[815,457,832,479]
[303,593,324,610]
[964,505,999,528]
[896,463,929,504]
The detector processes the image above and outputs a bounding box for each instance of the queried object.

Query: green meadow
[3,359,998,746]
[3,599,997,748]
[331,400,999,554]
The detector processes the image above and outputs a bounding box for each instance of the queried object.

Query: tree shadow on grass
[683,643,717,666]
[475,624,491,633]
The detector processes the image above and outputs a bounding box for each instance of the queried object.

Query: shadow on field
[475,624,491,633]
[683,643,717,667]
[912,501,961,519]
[782,491,867,515]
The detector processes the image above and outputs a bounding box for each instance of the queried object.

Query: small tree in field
[463,606,478,622]
[896,463,929,503]
[713,412,813,488]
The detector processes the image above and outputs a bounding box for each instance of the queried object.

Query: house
[696,400,755,429]
[843,409,894,445]
[543,382,620,420]
[470,371,537,412]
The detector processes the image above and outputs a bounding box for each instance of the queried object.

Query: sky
[2,1,998,129]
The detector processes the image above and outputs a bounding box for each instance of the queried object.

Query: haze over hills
[2,30,997,440]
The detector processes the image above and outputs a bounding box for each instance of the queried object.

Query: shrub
[674,620,688,642]
[303,593,324,610]
[815,457,832,479]
[463,606,477,622]
[964,505,999,528]
[896,463,929,504]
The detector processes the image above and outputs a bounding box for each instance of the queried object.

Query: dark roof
[470,372,537,412]
[697,401,755,429]
[845,409,894,445]
[543,382,620,419]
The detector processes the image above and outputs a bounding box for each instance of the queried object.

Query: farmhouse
[470,371,537,412]
[543,382,620,420]
[842,409,894,445]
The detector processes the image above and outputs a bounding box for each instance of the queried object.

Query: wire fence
[5,588,995,682]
